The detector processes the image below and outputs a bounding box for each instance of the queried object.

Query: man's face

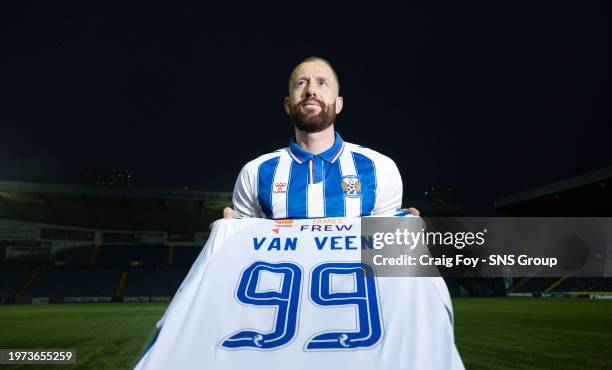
[285,61,344,133]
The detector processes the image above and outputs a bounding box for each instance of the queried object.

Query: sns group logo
[341,175,361,198]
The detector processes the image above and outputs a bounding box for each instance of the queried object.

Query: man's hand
[401,207,420,216]
[209,207,240,230]
[223,207,239,219]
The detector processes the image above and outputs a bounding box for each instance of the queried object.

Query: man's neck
[294,125,336,155]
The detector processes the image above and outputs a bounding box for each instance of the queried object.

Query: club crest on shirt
[341,175,361,198]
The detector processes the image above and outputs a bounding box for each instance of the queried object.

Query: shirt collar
[288,132,345,164]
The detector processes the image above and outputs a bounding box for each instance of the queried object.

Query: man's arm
[231,162,260,218]
[372,156,403,215]
[372,156,420,216]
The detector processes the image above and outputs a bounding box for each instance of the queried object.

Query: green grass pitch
[0,298,610,369]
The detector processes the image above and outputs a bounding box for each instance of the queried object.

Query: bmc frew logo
[271,218,354,234]
[300,218,353,232]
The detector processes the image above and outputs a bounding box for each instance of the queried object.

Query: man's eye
[296,80,306,86]
[318,80,326,86]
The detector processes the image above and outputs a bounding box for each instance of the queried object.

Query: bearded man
[226,56,418,219]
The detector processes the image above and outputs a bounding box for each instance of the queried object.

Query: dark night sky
[1,2,610,215]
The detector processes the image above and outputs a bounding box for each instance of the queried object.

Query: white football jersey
[232,132,403,219]
[135,217,464,370]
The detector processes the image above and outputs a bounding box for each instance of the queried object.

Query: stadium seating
[461,278,506,297]
[551,277,612,292]
[96,244,169,267]
[122,268,189,297]
[53,245,95,264]
[0,242,208,302]
[443,278,469,297]
[173,246,202,266]
[0,268,33,302]
[25,268,121,298]
[508,277,559,293]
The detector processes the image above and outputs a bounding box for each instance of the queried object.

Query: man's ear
[335,96,344,114]
[284,97,291,114]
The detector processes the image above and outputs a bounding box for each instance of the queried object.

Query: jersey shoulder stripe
[344,142,396,164]
[242,149,288,171]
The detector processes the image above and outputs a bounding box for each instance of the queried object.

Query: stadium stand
[508,277,560,294]
[174,246,203,266]
[0,268,33,303]
[0,178,215,299]
[460,278,506,297]
[496,167,612,296]
[96,244,169,267]
[551,277,612,293]
[53,245,95,264]
[1,241,205,302]
[495,166,612,216]
[443,278,469,297]
[123,268,189,297]
[24,268,122,298]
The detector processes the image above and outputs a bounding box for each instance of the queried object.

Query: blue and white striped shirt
[232,132,403,219]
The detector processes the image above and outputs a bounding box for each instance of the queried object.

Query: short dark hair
[289,56,340,92]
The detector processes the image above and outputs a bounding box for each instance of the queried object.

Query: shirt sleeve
[372,156,403,216]
[232,162,261,218]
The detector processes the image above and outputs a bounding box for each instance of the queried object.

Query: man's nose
[306,83,318,98]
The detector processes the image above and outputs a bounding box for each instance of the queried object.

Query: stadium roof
[494,166,612,212]
[0,181,232,233]
[408,200,459,216]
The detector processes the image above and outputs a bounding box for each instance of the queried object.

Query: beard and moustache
[288,98,337,133]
